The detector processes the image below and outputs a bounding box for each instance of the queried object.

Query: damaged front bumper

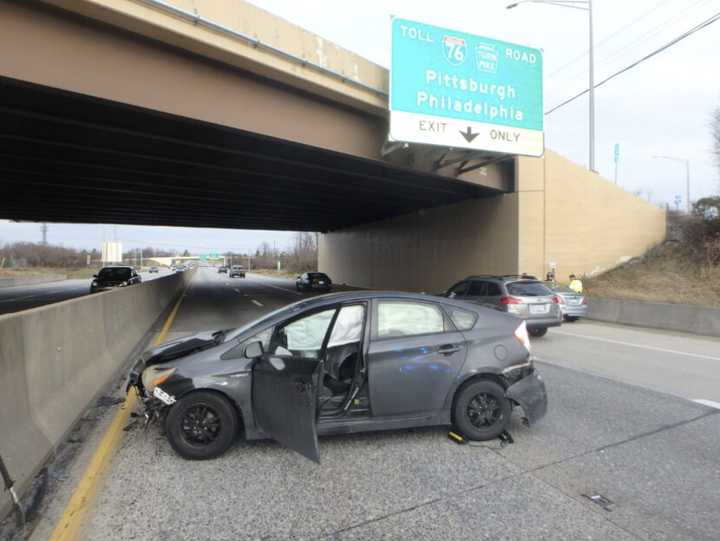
[506,371,548,425]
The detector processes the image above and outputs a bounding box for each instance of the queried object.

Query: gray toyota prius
[128,291,547,462]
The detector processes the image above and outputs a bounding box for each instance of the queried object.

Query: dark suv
[90,266,142,293]
[443,275,561,337]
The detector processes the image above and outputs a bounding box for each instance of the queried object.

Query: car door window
[327,305,365,348]
[467,281,487,296]
[485,282,502,296]
[270,308,336,358]
[448,281,469,297]
[376,301,446,338]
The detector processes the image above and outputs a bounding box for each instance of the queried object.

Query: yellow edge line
[48,286,188,541]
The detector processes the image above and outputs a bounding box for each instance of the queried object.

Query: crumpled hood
[142,330,226,367]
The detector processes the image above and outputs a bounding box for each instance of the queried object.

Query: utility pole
[40,223,48,245]
[507,0,595,171]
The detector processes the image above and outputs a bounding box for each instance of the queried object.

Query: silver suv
[444,275,562,337]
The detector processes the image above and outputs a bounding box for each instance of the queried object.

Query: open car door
[253,354,322,462]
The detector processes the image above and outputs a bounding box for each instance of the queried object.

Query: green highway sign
[390,17,544,156]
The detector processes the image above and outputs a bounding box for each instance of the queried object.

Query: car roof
[100,265,132,270]
[463,275,538,282]
[292,290,491,310]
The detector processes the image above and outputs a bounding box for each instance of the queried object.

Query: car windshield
[97,268,131,280]
[507,281,552,297]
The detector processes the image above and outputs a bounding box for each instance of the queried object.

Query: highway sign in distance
[390,18,544,156]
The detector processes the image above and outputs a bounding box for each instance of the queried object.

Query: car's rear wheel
[565,316,579,322]
[528,327,548,338]
[165,391,238,460]
[453,380,511,441]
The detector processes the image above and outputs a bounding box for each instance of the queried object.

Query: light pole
[507,0,595,172]
[653,155,691,214]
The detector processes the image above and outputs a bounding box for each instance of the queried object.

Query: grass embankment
[584,242,720,307]
[250,268,300,279]
[0,267,99,279]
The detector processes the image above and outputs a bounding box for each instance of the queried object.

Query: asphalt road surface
[47,269,720,540]
[0,270,168,315]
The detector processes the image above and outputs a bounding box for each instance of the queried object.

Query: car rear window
[308,273,328,280]
[506,281,552,297]
[98,268,131,280]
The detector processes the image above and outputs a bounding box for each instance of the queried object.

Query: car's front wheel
[453,380,511,441]
[528,328,548,338]
[165,391,238,460]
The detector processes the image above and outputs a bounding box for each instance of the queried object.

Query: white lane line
[251,299,263,307]
[552,330,720,362]
[693,399,720,410]
[234,288,240,293]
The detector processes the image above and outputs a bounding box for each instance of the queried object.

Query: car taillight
[552,295,564,304]
[500,296,522,305]
[514,321,531,352]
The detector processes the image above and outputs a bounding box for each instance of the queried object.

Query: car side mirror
[92,274,98,278]
[245,340,264,359]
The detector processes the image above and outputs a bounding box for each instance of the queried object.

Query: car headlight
[91,281,98,286]
[141,366,176,393]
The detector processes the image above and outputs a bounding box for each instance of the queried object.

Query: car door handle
[438,344,462,355]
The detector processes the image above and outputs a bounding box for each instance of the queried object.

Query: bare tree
[713,107,720,179]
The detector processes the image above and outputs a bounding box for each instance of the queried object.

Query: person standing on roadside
[568,274,583,293]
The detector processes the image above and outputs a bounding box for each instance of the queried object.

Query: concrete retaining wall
[0,274,67,288]
[0,271,193,517]
[587,297,720,337]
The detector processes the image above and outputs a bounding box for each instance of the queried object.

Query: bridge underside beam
[1,78,500,231]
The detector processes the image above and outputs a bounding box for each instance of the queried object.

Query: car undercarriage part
[0,451,25,527]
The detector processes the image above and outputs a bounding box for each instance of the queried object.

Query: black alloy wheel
[181,405,221,445]
[467,393,503,428]
[453,380,511,441]
[528,327,548,338]
[166,391,238,460]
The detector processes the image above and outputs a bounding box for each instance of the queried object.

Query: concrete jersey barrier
[587,297,720,337]
[0,271,193,519]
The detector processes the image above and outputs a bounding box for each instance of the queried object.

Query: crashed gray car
[128,291,547,462]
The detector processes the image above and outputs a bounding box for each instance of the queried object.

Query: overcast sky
[2,0,719,251]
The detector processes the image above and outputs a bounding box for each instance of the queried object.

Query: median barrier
[587,297,720,337]
[0,271,193,519]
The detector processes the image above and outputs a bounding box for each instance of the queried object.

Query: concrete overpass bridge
[1,0,665,289]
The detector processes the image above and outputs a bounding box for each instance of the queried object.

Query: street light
[506,0,595,172]
[653,155,691,214]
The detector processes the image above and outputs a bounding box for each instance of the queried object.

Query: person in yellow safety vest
[568,274,583,294]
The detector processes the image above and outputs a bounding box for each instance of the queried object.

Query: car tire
[165,391,238,460]
[565,316,578,322]
[453,380,511,441]
[528,327,548,338]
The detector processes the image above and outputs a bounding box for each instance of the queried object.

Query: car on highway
[296,272,332,292]
[175,265,187,272]
[546,283,588,321]
[229,265,246,278]
[218,266,228,274]
[149,266,159,274]
[90,266,142,293]
[127,291,547,462]
[442,275,562,337]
